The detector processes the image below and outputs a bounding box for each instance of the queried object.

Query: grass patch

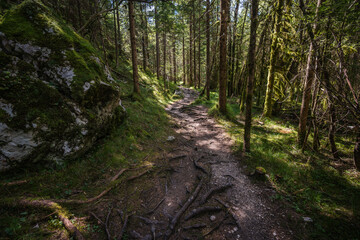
[194,92,360,240]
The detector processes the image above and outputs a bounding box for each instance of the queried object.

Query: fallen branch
[13,199,85,240]
[199,183,233,205]
[184,206,222,221]
[56,168,128,204]
[164,178,204,239]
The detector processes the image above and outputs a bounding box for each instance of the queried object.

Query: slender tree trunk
[234,1,249,95]
[244,0,259,152]
[155,3,160,79]
[163,32,167,89]
[263,0,284,117]
[113,3,118,67]
[183,35,186,85]
[140,3,148,70]
[206,0,211,100]
[116,3,122,55]
[298,0,322,147]
[198,9,201,88]
[228,0,240,97]
[189,9,194,86]
[193,9,197,88]
[173,39,177,84]
[128,0,140,94]
[219,0,230,114]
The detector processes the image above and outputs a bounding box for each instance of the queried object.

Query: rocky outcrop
[0,0,126,171]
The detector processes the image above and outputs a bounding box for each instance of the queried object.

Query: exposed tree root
[164,178,205,239]
[90,209,112,240]
[118,214,129,240]
[203,216,227,237]
[184,206,222,221]
[169,155,187,161]
[127,169,152,181]
[6,199,85,240]
[192,157,208,174]
[199,183,233,205]
[216,198,248,238]
[1,180,28,186]
[56,168,128,204]
[146,197,165,215]
[183,223,207,230]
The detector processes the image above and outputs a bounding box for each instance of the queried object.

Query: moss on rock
[0,0,126,171]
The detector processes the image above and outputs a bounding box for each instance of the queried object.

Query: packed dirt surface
[120,87,306,240]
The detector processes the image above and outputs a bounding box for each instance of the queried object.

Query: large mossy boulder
[0,0,126,171]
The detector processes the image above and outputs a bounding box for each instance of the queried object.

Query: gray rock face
[0,0,126,171]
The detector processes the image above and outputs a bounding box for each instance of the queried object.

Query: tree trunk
[113,3,118,67]
[263,0,284,117]
[219,0,229,114]
[234,1,249,96]
[206,0,211,100]
[228,0,240,97]
[198,9,201,89]
[298,0,322,147]
[189,8,194,86]
[173,39,177,84]
[183,35,186,85]
[163,32,167,89]
[116,3,122,55]
[243,0,259,152]
[155,3,160,79]
[128,0,140,94]
[193,9,197,88]
[140,3,148,70]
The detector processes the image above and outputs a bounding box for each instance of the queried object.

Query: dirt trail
[126,87,305,240]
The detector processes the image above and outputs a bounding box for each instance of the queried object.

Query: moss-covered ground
[193,92,360,240]
[0,62,180,239]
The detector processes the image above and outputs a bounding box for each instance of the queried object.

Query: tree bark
[183,35,186,85]
[206,0,211,100]
[128,0,140,94]
[263,0,284,117]
[243,0,259,152]
[155,3,160,79]
[173,39,177,84]
[163,32,167,89]
[228,0,240,97]
[113,3,118,67]
[193,8,197,88]
[140,3,148,70]
[198,0,201,88]
[219,0,230,114]
[234,1,249,95]
[189,7,194,86]
[298,0,322,147]
[116,2,122,55]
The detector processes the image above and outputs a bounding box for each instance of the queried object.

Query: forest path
[126,87,305,240]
